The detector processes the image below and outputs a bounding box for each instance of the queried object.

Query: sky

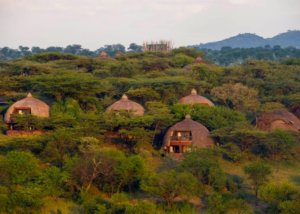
[0,0,300,50]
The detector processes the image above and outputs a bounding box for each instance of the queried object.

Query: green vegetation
[0,49,299,213]
[202,46,300,66]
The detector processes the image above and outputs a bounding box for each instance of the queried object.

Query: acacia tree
[172,104,246,130]
[128,43,142,52]
[259,182,298,212]
[126,87,160,105]
[26,71,106,101]
[180,150,227,191]
[206,193,253,214]
[71,147,145,195]
[146,101,175,147]
[11,114,48,131]
[41,129,77,167]
[0,151,43,212]
[115,155,145,192]
[263,130,296,160]
[244,161,272,197]
[211,83,259,112]
[141,170,199,207]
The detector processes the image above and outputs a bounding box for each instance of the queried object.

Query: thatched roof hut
[195,56,204,64]
[106,94,145,116]
[4,93,50,123]
[99,51,109,59]
[115,51,124,58]
[179,89,214,106]
[163,115,213,154]
[256,110,300,132]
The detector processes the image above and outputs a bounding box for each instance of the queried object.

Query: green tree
[41,129,77,167]
[115,155,145,192]
[259,182,299,212]
[172,104,246,130]
[124,200,157,214]
[141,170,199,207]
[180,150,227,191]
[126,87,160,105]
[279,199,300,214]
[26,71,105,101]
[41,166,67,197]
[263,130,297,160]
[244,161,272,197]
[0,151,43,212]
[206,193,253,214]
[211,83,259,111]
[146,101,175,147]
[11,114,49,131]
[173,53,194,68]
[0,151,39,186]
[212,125,266,152]
[72,148,145,194]
[191,64,223,86]
[128,43,143,52]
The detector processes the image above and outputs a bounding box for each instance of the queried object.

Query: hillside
[0,50,300,213]
[196,30,300,50]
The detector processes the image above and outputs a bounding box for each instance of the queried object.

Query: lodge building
[4,93,50,135]
[163,115,213,154]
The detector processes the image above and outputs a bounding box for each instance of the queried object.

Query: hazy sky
[1,0,299,50]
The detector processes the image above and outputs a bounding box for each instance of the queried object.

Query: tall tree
[141,170,199,207]
[244,161,272,197]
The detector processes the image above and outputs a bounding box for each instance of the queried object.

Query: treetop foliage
[0,49,299,213]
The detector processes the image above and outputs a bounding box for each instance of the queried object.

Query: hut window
[13,107,31,115]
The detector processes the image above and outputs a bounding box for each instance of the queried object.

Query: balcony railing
[171,136,192,141]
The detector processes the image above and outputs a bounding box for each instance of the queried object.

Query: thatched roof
[179,89,214,106]
[256,110,300,132]
[99,51,108,58]
[163,115,213,148]
[115,52,124,58]
[4,93,50,123]
[195,56,204,64]
[106,94,145,116]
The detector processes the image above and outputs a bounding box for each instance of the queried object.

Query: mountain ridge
[196,30,300,50]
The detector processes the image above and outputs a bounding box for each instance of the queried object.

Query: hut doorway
[173,145,180,153]
[168,131,192,154]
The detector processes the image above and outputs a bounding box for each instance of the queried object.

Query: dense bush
[0,51,299,213]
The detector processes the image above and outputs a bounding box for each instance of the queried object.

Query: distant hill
[196,30,300,50]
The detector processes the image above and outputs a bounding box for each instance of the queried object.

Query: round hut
[4,93,50,129]
[163,115,213,154]
[256,110,300,132]
[106,94,145,116]
[99,51,109,59]
[115,51,124,58]
[195,56,204,64]
[179,89,214,106]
